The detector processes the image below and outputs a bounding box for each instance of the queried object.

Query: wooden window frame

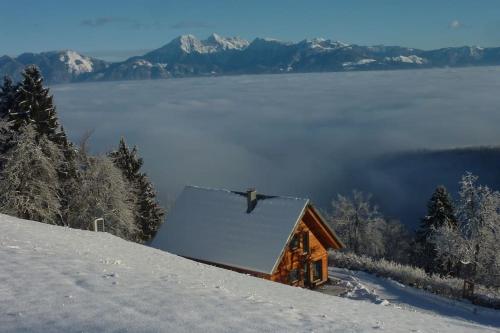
[289,234,300,250]
[288,269,300,284]
[302,232,310,254]
[311,259,323,283]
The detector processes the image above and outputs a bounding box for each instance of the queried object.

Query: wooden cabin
[150,186,344,288]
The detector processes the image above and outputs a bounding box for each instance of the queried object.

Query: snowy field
[51,67,500,226]
[1,213,499,332]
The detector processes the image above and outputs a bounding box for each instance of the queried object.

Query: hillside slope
[0,214,498,332]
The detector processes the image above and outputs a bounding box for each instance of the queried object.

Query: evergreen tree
[109,137,143,182]
[10,65,60,140]
[414,185,457,274]
[0,76,17,119]
[136,175,165,241]
[0,76,18,159]
[109,137,165,242]
[0,125,61,224]
[57,126,80,225]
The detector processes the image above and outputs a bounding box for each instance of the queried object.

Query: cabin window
[288,269,299,283]
[302,232,309,254]
[311,259,323,282]
[289,234,300,250]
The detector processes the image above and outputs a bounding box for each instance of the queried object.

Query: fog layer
[51,67,500,227]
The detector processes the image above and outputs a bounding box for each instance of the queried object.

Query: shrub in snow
[330,251,500,308]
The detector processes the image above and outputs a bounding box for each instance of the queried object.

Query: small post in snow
[92,218,105,232]
[462,280,474,300]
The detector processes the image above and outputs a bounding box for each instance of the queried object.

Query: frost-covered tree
[109,137,164,242]
[0,125,61,224]
[414,186,457,274]
[10,66,61,141]
[330,191,387,258]
[431,173,500,286]
[66,155,137,240]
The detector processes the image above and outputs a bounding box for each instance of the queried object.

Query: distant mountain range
[2,33,500,84]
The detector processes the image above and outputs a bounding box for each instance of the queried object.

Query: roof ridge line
[185,185,309,201]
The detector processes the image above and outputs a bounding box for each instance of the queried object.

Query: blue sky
[1,0,499,60]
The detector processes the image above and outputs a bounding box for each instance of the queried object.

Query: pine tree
[0,76,17,119]
[136,175,165,241]
[10,65,60,140]
[0,76,18,159]
[414,186,457,274]
[109,137,143,182]
[0,125,61,224]
[57,126,80,225]
[109,137,164,242]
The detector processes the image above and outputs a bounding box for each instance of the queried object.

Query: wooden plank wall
[270,208,329,287]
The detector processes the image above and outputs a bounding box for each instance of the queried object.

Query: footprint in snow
[103,273,119,279]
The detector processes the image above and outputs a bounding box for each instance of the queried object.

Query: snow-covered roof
[150,186,310,274]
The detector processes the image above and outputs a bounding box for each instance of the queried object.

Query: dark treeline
[0,65,164,243]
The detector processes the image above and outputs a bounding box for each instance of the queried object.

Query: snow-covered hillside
[321,268,500,328]
[0,214,498,333]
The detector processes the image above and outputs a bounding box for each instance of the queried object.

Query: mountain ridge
[2,33,500,84]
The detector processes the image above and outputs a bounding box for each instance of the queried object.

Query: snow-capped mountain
[202,33,250,52]
[2,34,500,83]
[58,50,95,75]
[299,38,349,52]
[0,50,107,83]
[143,33,249,62]
[172,33,249,54]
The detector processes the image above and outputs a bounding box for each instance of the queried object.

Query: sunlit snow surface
[51,67,500,222]
[0,214,498,332]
